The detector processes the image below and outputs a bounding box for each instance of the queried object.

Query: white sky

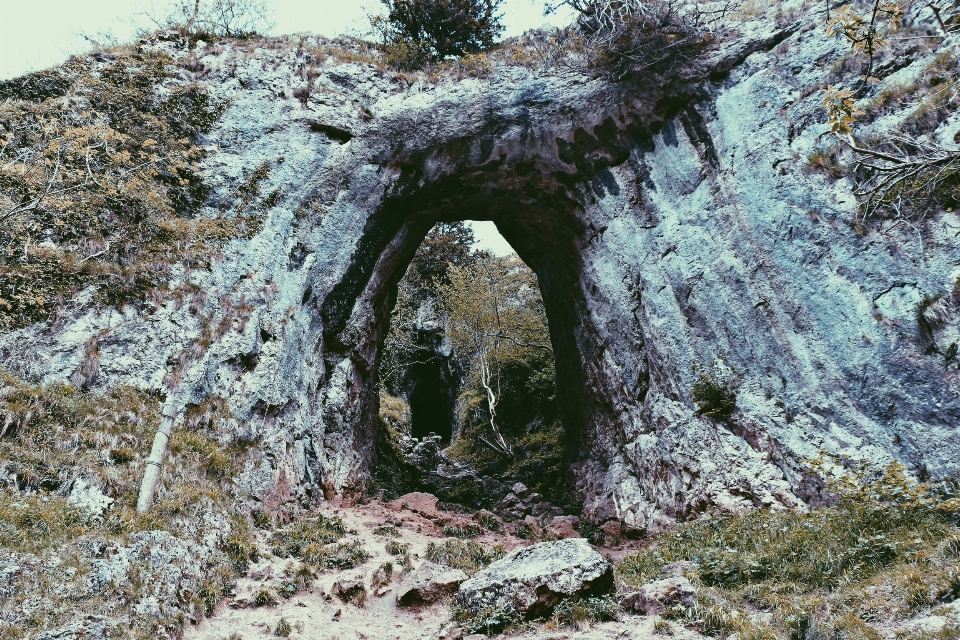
[468,221,514,256]
[0,0,573,80]
[0,0,571,255]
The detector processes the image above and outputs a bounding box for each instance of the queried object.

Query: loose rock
[621,576,698,615]
[397,561,468,606]
[454,538,613,619]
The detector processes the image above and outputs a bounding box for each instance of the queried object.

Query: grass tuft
[425,539,504,576]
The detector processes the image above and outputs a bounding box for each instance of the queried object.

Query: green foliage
[425,539,504,575]
[269,515,348,560]
[690,362,737,422]
[0,372,258,637]
[0,490,89,553]
[372,561,394,590]
[253,587,277,607]
[475,511,499,531]
[653,618,674,635]
[374,522,400,537]
[616,459,960,639]
[0,372,157,495]
[513,521,535,540]
[374,0,505,69]
[451,596,519,636]
[442,253,566,499]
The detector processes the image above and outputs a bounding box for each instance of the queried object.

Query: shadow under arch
[319,164,596,477]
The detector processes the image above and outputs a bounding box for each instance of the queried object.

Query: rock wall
[3,4,959,533]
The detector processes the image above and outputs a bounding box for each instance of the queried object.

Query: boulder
[620,576,698,615]
[386,492,443,519]
[545,516,581,540]
[454,538,613,619]
[397,561,467,606]
[331,578,367,605]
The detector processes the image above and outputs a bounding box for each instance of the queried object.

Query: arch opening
[317,164,609,514]
[370,218,573,510]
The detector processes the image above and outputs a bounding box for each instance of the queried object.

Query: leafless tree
[144,0,274,37]
[850,135,960,224]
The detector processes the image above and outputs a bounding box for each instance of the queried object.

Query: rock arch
[7,28,960,534]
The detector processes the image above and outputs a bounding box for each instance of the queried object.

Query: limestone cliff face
[3,7,959,533]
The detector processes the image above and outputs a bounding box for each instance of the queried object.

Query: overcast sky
[0,0,570,255]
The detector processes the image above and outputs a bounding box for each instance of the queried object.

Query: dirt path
[183,498,704,640]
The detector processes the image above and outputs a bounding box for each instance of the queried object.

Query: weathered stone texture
[3,4,958,533]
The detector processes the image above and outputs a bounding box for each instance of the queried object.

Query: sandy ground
[183,498,703,640]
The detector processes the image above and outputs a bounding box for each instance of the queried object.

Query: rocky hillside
[1,0,959,636]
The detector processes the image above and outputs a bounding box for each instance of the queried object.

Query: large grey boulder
[397,562,468,606]
[454,538,613,619]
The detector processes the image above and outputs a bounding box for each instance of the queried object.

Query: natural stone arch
[7,26,960,535]
[319,170,597,477]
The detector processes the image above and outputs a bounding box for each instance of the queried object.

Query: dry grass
[616,460,960,639]
[0,372,258,638]
[0,47,271,331]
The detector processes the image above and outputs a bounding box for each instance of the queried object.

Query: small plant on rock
[551,595,620,630]
[386,539,410,556]
[690,361,737,422]
[273,617,291,637]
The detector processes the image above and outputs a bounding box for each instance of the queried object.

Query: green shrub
[475,511,499,531]
[374,0,504,68]
[253,588,277,607]
[690,363,737,422]
[451,595,518,636]
[374,522,400,537]
[0,491,89,553]
[616,459,960,640]
[653,618,673,635]
[386,539,410,556]
[270,515,346,558]
[443,523,482,538]
[513,521,535,540]
[550,595,620,628]
[302,539,370,570]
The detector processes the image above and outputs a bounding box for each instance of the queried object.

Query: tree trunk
[184,0,201,33]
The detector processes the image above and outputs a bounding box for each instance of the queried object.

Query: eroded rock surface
[1,2,958,539]
[454,538,613,619]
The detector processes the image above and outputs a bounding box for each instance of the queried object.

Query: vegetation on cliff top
[0,46,269,331]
